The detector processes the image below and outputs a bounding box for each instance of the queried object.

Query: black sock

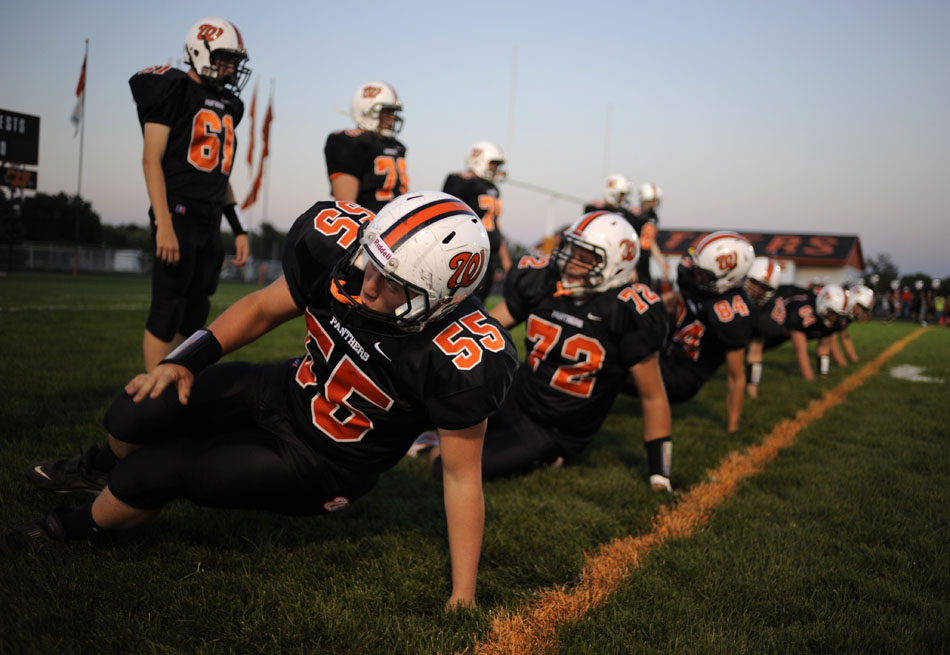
[645,437,672,478]
[57,503,102,540]
[92,443,118,472]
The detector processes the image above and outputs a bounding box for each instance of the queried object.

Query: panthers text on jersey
[778,285,840,340]
[667,263,755,382]
[443,172,504,257]
[324,130,409,213]
[129,66,244,206]
[281,200,518,473]
[502,255,668,453]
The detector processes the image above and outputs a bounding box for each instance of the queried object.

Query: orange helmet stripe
[381,199,474,250]
[696,231,749,253]
[572,211,610,235]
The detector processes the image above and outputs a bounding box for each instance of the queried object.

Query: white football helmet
[690,231,755,295]
[745,257,782,306]
[333,192,489,332]
[184,17,250,94]
[466,142,506,182]
[603,174,632,208]
[816,284,849,327]
[554,211,640,294]
[848,284,875,318]
[351,81,403,137]
[639,183,663,206]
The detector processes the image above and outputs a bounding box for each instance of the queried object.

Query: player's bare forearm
[791,331,814,380]
[632,354,671,440]
[438,422,486,610]
[830,334,848,365]
[330,174,359,202]
[725,348,746,432]
[208,276,302,354]
[488,300,517,329]
[842,333,859,362]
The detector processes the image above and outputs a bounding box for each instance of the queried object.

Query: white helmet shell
[816,284,848,326]
[639,182,663,205]
[603,174,632,208]
[351,81,403,137]
[555,211,640,294]
[359,191,489,330]
[745,257,782,306]
[848,285,875,315]
[184,17,250,93]
[466,142,506,182]
[691,231,755,295]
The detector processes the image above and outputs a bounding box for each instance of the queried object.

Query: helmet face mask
[848,285,875,321]
[690,231,755,295]
[745,257,782,307]
[330,192,489,332]
[184,17,250,94]
[553,211,639,294]
[351,82,403,137]
[466,142,506,182]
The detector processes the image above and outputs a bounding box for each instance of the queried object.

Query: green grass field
[0,273,947,654]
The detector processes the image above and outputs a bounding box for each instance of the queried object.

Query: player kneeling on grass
[6,192,518,611]
[647,231,756,433]
[743,256,784,399]
[423,211,674,491]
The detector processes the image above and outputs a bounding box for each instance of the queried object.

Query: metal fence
[0,242,282,284]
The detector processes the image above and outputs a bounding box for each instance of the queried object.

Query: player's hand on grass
[126,363,194,405]
[155,223,180,265]
[445,595,477,612]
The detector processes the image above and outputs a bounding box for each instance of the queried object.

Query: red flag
[241,95,274,210]
[70,53,87,137]
[246,82,257,168]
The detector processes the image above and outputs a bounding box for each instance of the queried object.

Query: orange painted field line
[468,328,926,655]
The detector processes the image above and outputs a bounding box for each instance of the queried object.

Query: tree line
[0,190,285,261]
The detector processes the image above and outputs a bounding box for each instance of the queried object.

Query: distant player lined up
[132,17,252,371]
[442,142,512,301]
[425,211,674,491]
[585,175,669,288]
[324,81,409,213]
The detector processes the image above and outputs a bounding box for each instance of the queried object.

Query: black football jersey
[503,256,668,449]
[668,263,754,381]
[778,285,838,339]
[281,201,518,473]
[324,130,408,213]
[129,66,244,205]
[631,208,659,284]
[442,172,503,255]
[751,294,789,348]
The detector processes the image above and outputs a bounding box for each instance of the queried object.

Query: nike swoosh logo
[33,465,52,481]
[374,341,392,361]
[587,313,603,321]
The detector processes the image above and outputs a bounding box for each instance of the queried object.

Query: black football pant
[102,361,378,515]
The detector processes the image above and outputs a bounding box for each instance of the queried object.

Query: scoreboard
[1,108,40,190]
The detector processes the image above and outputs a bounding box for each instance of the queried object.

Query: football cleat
[26,445,109,494]
[1,509,68,555]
